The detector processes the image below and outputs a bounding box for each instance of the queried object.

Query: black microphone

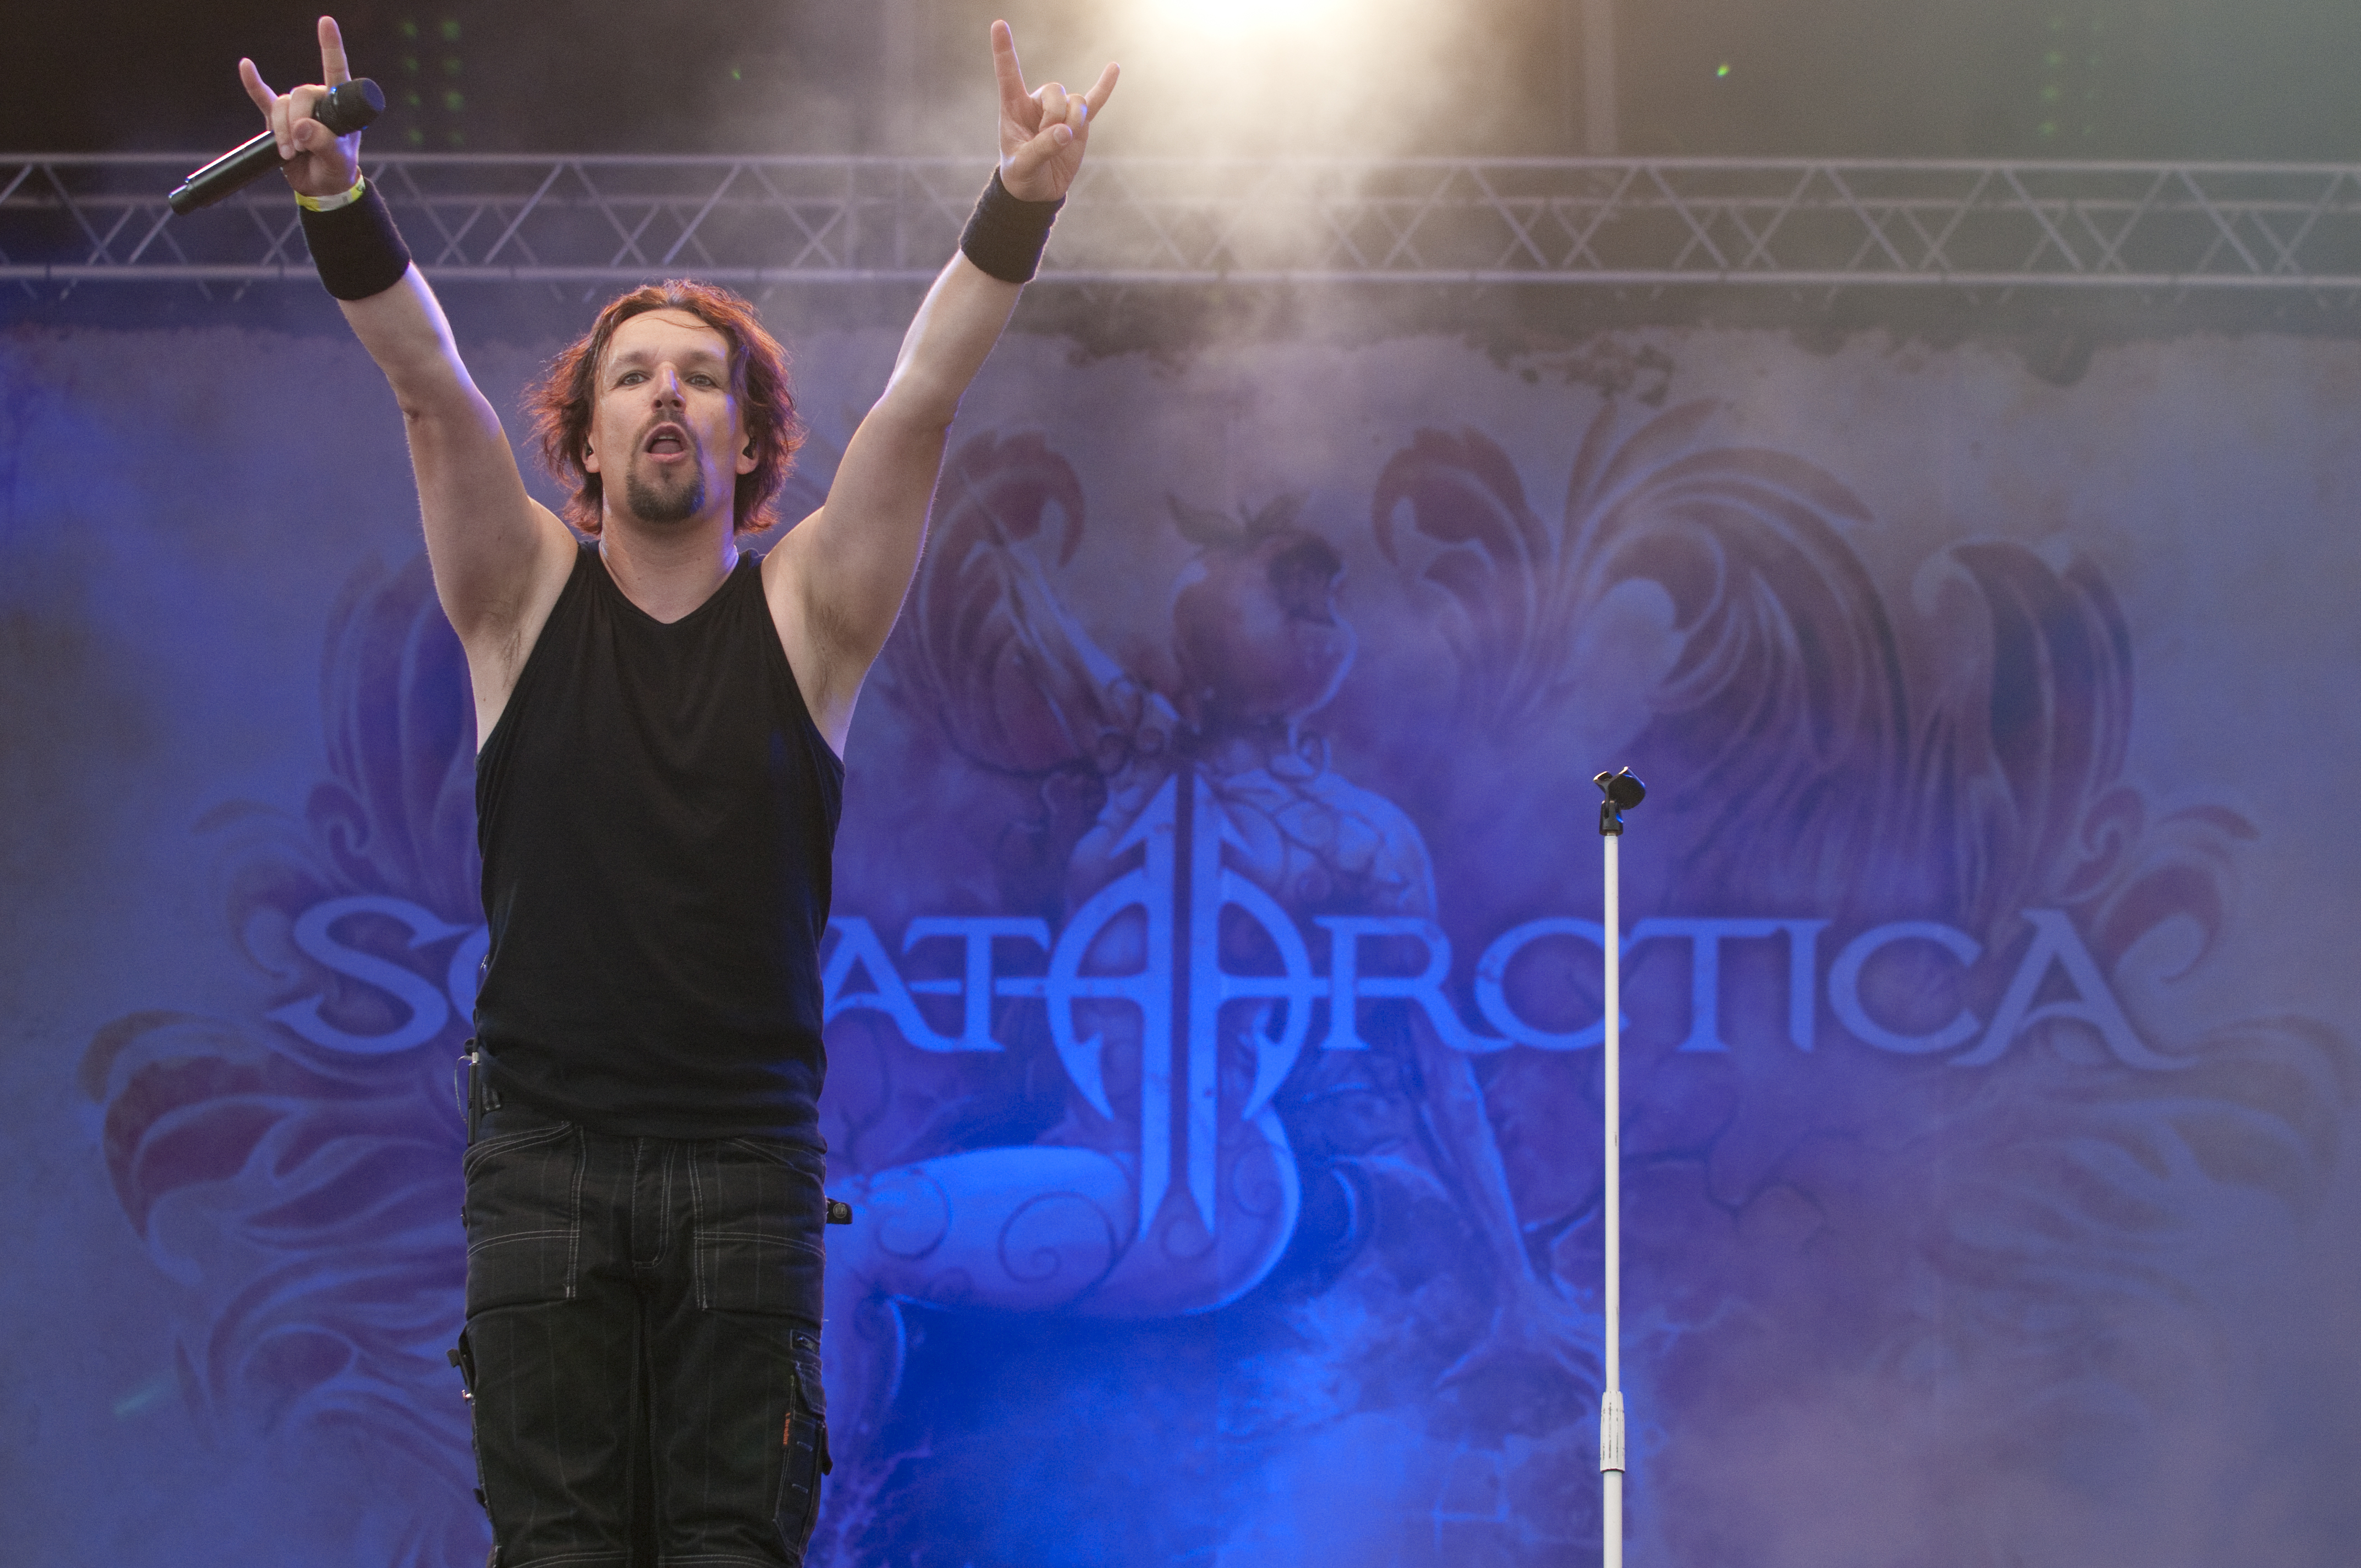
[167,78,385,215]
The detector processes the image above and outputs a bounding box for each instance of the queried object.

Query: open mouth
[644,424,691,458]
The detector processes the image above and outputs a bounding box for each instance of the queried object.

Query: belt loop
[454,1041,478,1139]
[456,1041,503,1144]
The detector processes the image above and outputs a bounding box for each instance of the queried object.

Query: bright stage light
[1144,0,1345,36]
[1103,0,1446,157]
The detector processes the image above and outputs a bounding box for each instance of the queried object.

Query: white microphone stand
[1593,766,1646,1568]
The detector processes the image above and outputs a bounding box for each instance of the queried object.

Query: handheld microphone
[167,79,385,216]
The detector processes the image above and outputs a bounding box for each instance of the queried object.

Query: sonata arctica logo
[269,767,2166,1240]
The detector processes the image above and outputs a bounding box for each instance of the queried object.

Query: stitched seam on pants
[700,1229,824,1257]
[687,1146,709,1310]
[461,1122,572,1177]
[564,1126,585,1299]
[466,1229,576,1251]
[656,1143,675,1270]
[503,1552,629,1567]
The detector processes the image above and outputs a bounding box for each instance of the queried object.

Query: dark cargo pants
[457,1094,829,1567]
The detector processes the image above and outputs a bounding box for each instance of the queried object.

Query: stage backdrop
[2,307,2356,1568]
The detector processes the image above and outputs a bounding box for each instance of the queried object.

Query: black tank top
[472,543,843,1144]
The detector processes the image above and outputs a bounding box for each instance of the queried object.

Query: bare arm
[245,19,574,739]
[764,253,1019,748]
[335,272,575,703]
[765,24,1119,752]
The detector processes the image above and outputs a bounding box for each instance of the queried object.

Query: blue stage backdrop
[2,314,2356,1567]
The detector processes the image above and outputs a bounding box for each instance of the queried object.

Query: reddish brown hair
[525,279,803,537]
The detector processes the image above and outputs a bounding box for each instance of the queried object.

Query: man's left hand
[994,20,1119,203]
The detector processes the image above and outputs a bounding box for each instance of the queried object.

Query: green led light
[440,19,460,41]
[443,89,465,112]
[1715,62,1731,78]
[398,19,417,40]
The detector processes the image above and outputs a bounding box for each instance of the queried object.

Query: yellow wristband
[295,174,368,213]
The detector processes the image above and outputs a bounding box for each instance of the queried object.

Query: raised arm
[244,18,575,738]
[765,23,1119,753]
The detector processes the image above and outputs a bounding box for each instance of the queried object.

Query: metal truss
[12,153,2361,297]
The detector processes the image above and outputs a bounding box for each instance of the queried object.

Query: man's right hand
[238,15,570,749]
[239,15,365,201]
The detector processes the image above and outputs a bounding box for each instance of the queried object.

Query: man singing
[237,16,1117,1564]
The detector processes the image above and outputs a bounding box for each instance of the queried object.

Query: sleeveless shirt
[472,543,843,1144]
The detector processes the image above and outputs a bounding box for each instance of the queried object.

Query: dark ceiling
[6,0,2360,161]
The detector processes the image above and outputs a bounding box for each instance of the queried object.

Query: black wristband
[298,178,414,301]
[959,168,1063,285]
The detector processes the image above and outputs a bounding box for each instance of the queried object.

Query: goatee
[624,465,706,526]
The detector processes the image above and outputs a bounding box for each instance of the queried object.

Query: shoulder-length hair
[525,279,803,537]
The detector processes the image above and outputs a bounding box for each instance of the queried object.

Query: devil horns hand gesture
[238,15,365,201]
[994,21,1119,203]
